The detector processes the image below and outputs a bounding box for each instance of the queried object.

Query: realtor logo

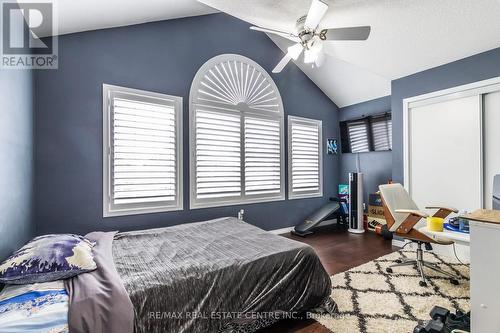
[1,0,58,69]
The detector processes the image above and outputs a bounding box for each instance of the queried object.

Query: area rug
[315,250,470,333]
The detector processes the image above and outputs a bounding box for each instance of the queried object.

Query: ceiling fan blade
[272,44,304,73]
[304,0,329,31]
[272,54,292,73]
[250,26,300,42]
[321,26,371,41]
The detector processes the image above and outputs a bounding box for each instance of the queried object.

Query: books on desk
[444,222,469,234]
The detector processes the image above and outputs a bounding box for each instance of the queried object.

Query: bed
[2,217,335,333]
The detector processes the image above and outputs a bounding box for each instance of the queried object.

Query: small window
[340,112,392,153]
[288,116,323,199]
[103,84,183,217]
[190,54,285,209]
[371,114,392,151]
[346,119,370,153]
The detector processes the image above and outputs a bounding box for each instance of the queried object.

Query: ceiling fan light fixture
[287,43,304,60]
[303,49,316,64]
[304,39,323,64]
[310,38,323,52]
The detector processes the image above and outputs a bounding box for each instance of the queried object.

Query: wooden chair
[379,183,460,286]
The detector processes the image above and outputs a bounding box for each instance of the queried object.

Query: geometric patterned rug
[315,250,470,333]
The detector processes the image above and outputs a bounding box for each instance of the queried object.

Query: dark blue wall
[0,69,34,260]
[34,13,340,235]
[391,47,500,183]
[339,96,392,205]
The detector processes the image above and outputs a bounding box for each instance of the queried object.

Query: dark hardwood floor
[259,225,396,333]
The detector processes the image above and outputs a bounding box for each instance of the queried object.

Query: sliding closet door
[484,91,500,209]
[408,95,482,211]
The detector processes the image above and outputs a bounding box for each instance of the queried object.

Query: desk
[463,209,500,224]
[418,226,470,245]
[461,209,500,333]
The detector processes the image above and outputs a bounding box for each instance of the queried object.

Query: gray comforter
[112,217,333,333]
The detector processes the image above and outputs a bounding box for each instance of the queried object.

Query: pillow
[0,234,97,285]
[0,281,69,332]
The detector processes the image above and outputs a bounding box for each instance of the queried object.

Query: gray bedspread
[112,217,333,333]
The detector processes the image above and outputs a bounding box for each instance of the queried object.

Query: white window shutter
[348,120,370,153]
[244,117,282,196]
[190,54,285,209]
[371,117,392,151]
[103,85,183,216]
[388,119,392,149]
[194,109,241,200]
[289,116,323,199]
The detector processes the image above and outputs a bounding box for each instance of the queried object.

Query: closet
[404,78,500,211]
[484,91,500,209]
[404,78,500,333]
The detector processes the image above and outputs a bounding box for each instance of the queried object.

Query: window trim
[102,84,183,217]
[288,116,323,200]
[189,54,285,209]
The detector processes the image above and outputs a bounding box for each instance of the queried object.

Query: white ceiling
[199,0,500,107]
[44,0,500,107]
[46,0,217,37]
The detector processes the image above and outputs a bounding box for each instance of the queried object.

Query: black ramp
[293,201,341,236]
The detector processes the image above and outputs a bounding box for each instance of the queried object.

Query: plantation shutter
[190,54,285,209]
[194,109,242,200]
[289,116,323,199]
[103,85,182,216]
[388,119,392,149]
[244,117,282,196]
[371,115,392,151]
[347,120,370,153]
[193,110,284,206]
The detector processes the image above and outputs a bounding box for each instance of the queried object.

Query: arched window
[189,54,284,208]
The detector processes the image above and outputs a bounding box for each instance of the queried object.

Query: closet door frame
[403,76,500,209]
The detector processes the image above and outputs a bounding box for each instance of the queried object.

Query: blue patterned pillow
[0,234,97,285]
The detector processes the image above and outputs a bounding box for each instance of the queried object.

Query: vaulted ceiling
[44,0,217,36]
[48,0,500,107]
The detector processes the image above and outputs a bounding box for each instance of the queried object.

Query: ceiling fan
[249,0,371,73]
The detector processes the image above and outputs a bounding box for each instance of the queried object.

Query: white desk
[418,226,470,245]
[461,210,500,333]
[418,211,500,332]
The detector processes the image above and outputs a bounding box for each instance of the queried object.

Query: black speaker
[348,172,364,234]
